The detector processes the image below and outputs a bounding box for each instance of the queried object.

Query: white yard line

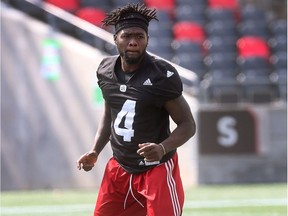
[184,198,287,208]
[1,198,286,215]
[1,204,93,215]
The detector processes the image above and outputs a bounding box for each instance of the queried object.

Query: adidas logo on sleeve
[143,78,153,85]
[167,70,174,78]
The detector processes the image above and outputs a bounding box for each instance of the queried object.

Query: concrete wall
[1,6,112,190]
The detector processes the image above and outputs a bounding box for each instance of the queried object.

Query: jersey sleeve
[153,61,183,101]
[96,56,117,89]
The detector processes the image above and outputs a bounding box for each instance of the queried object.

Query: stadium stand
[4,0,287,104]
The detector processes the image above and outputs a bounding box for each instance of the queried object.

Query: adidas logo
[143,78,153,85]
[167,70,174,78]
[139,160,160,166]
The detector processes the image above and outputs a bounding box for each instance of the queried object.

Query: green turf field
[1,183,286,216]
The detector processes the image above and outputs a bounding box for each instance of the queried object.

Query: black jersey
[97,53,183,173]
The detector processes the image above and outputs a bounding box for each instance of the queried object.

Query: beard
[119,50,146,65]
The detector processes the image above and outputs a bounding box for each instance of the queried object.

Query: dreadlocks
[102,3,158,33]
[102,3,158,26]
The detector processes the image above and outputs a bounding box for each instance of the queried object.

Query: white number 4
[114,100,136,142]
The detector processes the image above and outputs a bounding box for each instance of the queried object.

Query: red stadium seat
[45,0,80,12]
[144,0,175,13]
[208,0,238,10]
[75,7,106,26]
[173,21,206,43]
[236,36,271,59]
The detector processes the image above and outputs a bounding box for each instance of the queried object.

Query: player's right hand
[76,151,98,172]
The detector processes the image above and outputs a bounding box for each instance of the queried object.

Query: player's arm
[137,95,196,161]
[76,101,111,171]
[161,95,196,153]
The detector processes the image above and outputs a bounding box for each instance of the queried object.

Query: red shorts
[94,153,184,216]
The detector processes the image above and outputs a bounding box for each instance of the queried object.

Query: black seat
[148,37,174,60]
[239,6,271,44]
[204,53,238,71]
[276,70,287,101]
[238,21,270,40]
[203,76,242,103]
[175,5,206,25]
[206,21,238,40]
[112,0,144,7]
[269,35,287,53]
[172,54,206,78]
[237,56,271,71]
[148,21,173,38]
[240,61,276,103]
[206,8,236,23]
[204,36,237,55]
[270,19,287,36]
[242,82,277,103]
[172,40,204,55]
[241,5,267,23]
[176,0,208,7]
[277,83,287,101]
[208,69,238,81]
[156,9,173,24]
[270,52,288,70]
[80,0,112,11]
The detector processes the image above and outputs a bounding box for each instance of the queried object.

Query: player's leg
[94,158,147,216]
[138,153,184,216]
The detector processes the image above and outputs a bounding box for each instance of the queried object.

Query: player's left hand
[137,143,164,161]
[76,151,98,172]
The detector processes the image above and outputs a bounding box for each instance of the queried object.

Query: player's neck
[121,61,140,73]
[121,55,145,73]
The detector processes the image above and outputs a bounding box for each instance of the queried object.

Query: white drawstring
[123,174,145,209]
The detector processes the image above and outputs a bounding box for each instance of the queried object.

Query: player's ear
[114,34,117,43]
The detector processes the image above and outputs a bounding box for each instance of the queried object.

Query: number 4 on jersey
[114,100,136,142]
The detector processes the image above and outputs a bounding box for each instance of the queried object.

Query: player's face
[115,27,148,65]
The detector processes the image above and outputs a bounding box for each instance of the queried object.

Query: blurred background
[1,0,287,193]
